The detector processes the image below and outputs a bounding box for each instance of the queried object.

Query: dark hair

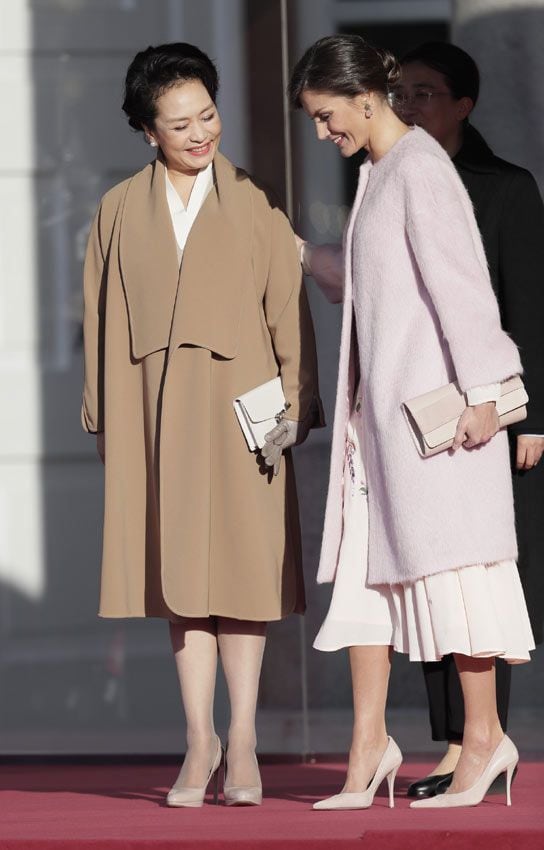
[122,42,219,131]
[401,42,480,106]
[289,34,401,108]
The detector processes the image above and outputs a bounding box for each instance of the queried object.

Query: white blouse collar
[165,162,214,215]
[165,162,215,254]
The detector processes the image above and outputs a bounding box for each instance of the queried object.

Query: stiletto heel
[410,736,519,809]
[387,764,399,809]
[166,735,223,807]
[212,760,221,805]
[313,736,403,811]
[505,759,517,806]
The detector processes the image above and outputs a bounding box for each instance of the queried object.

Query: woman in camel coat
[82,42,323,806]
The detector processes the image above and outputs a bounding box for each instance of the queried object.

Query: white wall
[453,0,544,187]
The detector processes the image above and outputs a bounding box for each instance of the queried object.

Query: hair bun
[375,46,401,89]
[289,35,403,109]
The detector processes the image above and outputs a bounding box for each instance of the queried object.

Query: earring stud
[145,136,158,147]
[363,102,373,119]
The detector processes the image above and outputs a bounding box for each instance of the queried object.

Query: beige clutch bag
[403,375,528,457]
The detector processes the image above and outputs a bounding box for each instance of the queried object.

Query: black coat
[454,125,543,643]
[454,125,544,435]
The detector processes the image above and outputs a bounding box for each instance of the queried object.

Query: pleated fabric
[314,401,535,663]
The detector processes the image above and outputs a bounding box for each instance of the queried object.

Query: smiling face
[300,89,370,157]
[144,78,222,173]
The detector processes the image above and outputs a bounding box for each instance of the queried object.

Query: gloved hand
[261,402,316,476]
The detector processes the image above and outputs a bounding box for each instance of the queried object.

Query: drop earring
[363,101,373,119]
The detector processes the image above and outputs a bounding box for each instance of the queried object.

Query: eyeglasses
[390,90,452,111]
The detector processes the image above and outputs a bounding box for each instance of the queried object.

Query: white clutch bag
[233,377,288,451]
[403,375,528,457]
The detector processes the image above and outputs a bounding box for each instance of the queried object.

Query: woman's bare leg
[169,617,219,786]
[450,654,504,792]
[343,644,392,792]
[217,618,266,786]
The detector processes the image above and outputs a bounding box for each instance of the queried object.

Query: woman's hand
[452,402,500,452]
[261,419,298,476]
[261,402,316,476]
[294,233,306,259]
[516,435,544,470]
[96,432,106,465]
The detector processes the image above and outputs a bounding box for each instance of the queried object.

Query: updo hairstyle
[289,34,401,108]
[122,42,219,132]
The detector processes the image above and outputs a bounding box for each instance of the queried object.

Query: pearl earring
[363,102,373,119]
[146,135,158,147]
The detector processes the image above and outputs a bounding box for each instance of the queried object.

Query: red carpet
[1,759,543,849]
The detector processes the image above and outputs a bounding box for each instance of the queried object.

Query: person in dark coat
[392,41,544,798]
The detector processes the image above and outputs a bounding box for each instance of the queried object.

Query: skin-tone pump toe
[166,735,223,808]
[313,736,403,810]
[410,735,519,809]
[223,750,263,807]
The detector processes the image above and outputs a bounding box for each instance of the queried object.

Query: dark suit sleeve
[498,170,544,434]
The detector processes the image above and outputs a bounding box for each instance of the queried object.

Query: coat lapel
[118,159,180,359]
[167,152,251,361]
[118,153,251,362]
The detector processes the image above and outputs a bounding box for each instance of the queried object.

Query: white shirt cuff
[466,383,502,406]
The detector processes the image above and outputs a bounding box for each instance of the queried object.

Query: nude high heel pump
[223,749,263,807]
[166,735,223,808]
[313,736,403,810]
[410,735,519,809]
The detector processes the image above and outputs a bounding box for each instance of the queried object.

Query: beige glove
[261,403,316,476]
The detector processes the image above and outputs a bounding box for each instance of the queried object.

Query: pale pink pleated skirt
[314,400,535,663]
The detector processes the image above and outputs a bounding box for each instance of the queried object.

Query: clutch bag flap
[233,377,287,451]
[403,375,528,456]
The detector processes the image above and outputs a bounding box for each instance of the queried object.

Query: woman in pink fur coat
[287,35,535,810]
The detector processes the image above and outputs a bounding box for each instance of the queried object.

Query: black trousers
[421,445,543,742]
[512,448,544,646]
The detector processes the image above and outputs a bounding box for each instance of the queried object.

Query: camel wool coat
[316,127,523,587]
[82,153,323,620]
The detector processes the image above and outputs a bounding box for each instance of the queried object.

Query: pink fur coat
[312,127,522,586]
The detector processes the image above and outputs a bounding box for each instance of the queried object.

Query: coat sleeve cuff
[285,395,326,428]
[81,400,103,434]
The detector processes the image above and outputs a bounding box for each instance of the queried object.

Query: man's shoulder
[490,156,539,196]
[464,148,537,192]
